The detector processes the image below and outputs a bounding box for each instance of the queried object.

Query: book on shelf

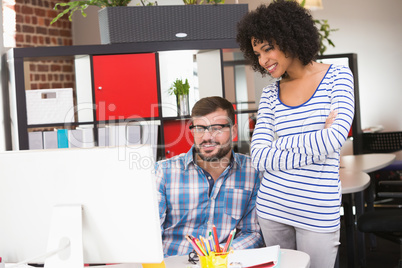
[68,129,82,148]
[28,131,43,150]
[43,130,58,149]
[127,124,141,145]
[108,125,126,147]
[57,129,69,148]
[28,123,158,152]
[107,124,143,146]
[80,127,95,148]
[141,122,158,160]
[98,127,109,147]
[69,127,95,148]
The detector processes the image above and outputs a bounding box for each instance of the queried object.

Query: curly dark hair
[236,0,320,76]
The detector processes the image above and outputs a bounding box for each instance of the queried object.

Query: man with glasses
[155,96,263,257]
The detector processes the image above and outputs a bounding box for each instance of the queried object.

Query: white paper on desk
[228,245,280,268]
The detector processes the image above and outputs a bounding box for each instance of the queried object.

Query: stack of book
[28,122,158,160]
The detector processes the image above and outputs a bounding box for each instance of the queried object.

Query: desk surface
[163,248,310,268]
[65,249,309,268]
[340,153,396,173]
[339,169,371,194]
[394,150,402,160]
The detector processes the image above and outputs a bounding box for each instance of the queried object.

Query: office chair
[361,131,402,208]
[357,131,402,267]
[362,131,402,154]
[357,182,402,268]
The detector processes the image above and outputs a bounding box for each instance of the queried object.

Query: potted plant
[315,19,338,55]
[50,0,157,24]
[50,0,248,44]
[169,78,190,116]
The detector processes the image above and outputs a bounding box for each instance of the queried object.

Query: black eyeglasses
[189,124,231,136]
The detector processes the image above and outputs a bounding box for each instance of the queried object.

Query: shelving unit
[6,39,240,159]
[8,42,361,158]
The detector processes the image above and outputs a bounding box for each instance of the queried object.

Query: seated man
[155,96,263,257]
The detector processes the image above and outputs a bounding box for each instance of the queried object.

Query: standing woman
[236,1,354,267]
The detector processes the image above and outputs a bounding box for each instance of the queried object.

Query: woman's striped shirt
[251,65,355,232]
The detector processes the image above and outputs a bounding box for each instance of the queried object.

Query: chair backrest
[362,131,402,153]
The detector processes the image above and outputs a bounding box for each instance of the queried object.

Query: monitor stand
[45,205,84,268]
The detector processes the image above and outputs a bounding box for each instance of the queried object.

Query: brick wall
[13,0,75,91]
[15,0,72,47]
[27,58,75,90]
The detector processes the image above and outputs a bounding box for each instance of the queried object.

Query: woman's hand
[325,110,338,129]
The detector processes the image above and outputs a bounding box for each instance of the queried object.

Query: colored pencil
[212,224,221,252]
[204,236,211,255]
[208,229,215,250]
[195,238,208,256]
[223,230,233,252]
[208,236,214,253]
[199,236,208,255]
[185,235,204,256]
[228,228,236,251]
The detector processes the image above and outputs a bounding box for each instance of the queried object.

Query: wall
[13,0,72,47]
[11,0,75,90]
[310,0,402,131]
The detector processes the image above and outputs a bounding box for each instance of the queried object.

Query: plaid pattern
[155,146,264,257]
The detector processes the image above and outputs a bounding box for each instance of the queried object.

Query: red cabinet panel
[163,120,193,158]
[93,53,159,121]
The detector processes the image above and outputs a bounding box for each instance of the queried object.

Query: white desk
[163,249,310,268]
[75,249,309,268]
[340,169,370,194]
[339,169,370,268]
[394,150,402,160]
[340,153,396,173]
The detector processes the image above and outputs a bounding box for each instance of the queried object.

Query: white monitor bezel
[0,145,163,265]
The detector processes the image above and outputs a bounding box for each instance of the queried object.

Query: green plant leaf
[50,0,134,24]
[314,19,338,55]
[169,78,190,96]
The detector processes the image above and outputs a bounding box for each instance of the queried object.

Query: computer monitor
[0,145,163,267]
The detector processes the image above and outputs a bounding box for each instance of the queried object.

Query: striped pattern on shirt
[251,65,355,232]
[155,147,264,257]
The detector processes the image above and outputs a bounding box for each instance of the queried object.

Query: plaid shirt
[155,146,264,257]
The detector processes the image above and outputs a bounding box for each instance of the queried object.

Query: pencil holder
[199,252,230,268]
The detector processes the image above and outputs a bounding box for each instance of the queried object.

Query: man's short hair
[191,96,235,125]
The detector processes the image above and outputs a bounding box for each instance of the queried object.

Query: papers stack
[228,245,280,268]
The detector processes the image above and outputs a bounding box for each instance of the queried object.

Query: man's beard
[195,141,232,162]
